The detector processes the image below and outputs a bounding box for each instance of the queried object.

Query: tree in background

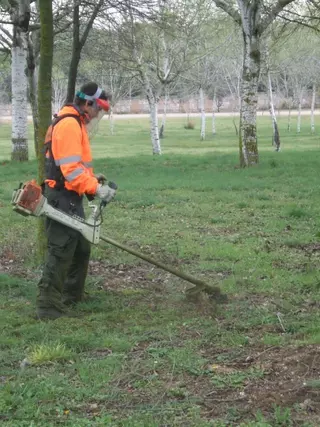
[78,26,137,135]
[66,0,104,103]
[109,0,214,154]
[0,0,73,156]
[7,0,30,161]
[212,0,297,167]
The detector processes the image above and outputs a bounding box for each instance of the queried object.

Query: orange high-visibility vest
[44,105,98,196]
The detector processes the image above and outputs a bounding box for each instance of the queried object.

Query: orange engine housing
[17,180,43,213]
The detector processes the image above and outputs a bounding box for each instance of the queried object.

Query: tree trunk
[287,106,291,132]
[212,97,216,135]
[239,32,260,167]
[37,0,53,261]
[11,1,30,162]
[187,99,191,123]
[148,96,161,154]
[109,106,114,135]
[311,83,316,134]
[200,87,205,141]
[297,92,303,133]
[159,88,168,139]
[268,71,280,151]
[66,2,80,103]
[27,33,39,154]
[140,67,161,154]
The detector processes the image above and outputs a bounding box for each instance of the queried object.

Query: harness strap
[44,109,83,190]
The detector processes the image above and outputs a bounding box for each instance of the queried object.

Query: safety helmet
[76,82,111,138]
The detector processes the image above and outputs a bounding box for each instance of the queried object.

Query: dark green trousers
[36,218,91,313]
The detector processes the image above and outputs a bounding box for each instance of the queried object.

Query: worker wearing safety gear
[36,82,115,320]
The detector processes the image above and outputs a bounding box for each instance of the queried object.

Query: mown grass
[1,116,320,426]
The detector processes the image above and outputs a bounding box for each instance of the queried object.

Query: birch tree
[212,0,297,167]
[0,0,77,155]
[8,0,30,161]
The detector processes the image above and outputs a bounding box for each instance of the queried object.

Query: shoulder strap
[43,113,82,155]
[52,113,82,128]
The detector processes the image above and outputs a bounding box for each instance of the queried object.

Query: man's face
[85,102,101,120]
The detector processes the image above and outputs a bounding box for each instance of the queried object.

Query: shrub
[184,120,195,130]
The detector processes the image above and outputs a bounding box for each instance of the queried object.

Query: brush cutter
[11,180,226,301]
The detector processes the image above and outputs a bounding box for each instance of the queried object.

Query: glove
[96,183,116,203]
[94,173,107,184]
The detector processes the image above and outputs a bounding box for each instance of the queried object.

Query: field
[1,115,320,426]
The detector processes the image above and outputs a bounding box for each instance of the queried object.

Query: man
[36,82,116,320]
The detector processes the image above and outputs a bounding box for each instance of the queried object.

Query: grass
[1,116,320,426]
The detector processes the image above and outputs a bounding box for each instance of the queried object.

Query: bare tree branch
[259,0,297,33]
[0,20,14,25]
[80,0,104,47]
[0,25,13,42]
[212,0,241,25]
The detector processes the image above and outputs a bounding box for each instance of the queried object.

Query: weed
[27,342,73,365]
[272,405,293,426]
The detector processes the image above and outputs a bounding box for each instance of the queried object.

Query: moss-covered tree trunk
[239,31,260,167]
[37,0,53,261]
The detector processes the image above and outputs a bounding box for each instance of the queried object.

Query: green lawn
[1,116,320,426]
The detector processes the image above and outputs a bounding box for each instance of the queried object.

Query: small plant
[272,405,293,426]
[28,342,73,365]
[184,120,195,130]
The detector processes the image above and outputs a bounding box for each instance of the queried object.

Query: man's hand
[95,173,107,184]
[96,183,116,203]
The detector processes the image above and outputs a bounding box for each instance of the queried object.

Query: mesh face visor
[85,109,106,139]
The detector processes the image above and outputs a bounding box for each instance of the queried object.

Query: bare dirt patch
[200,344,320,424]
[0,247,36,279]
[89,260,171,293]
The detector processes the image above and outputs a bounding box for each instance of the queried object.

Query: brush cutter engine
[11,180,101,244]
